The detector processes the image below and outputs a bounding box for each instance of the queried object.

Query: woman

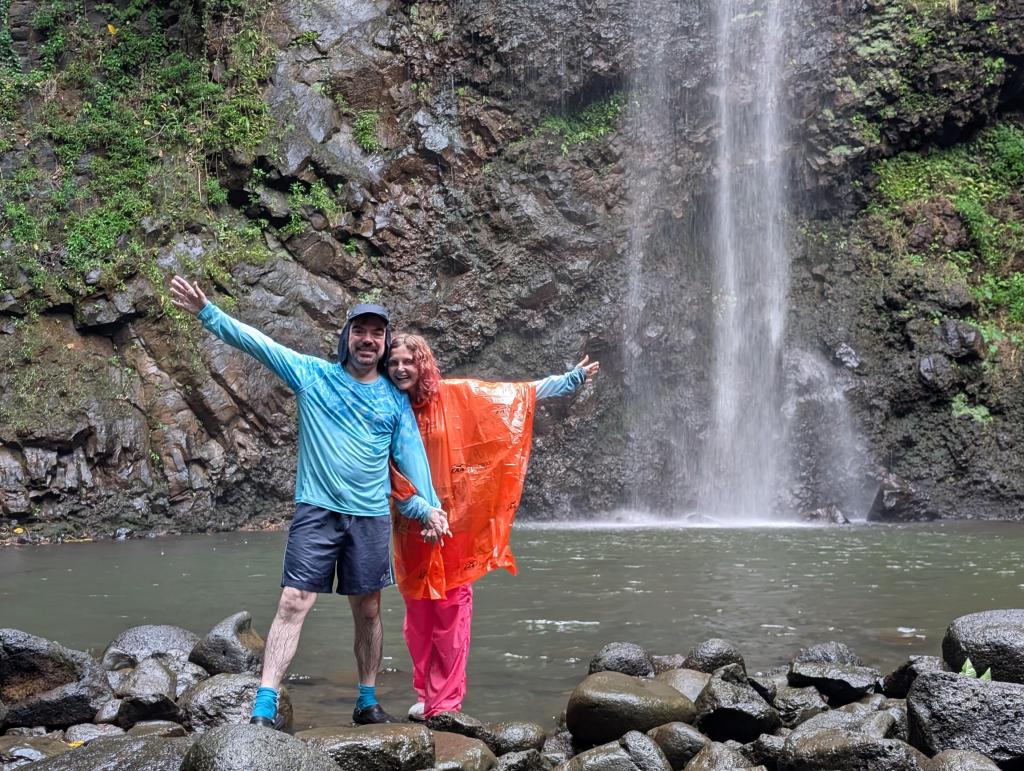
[387,333,599,719]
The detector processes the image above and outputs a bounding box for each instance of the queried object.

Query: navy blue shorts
[281,504,394,595]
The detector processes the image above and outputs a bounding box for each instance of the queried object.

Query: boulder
[683,640,745,674]
[112,657,178,727]
[64,723,126,743]
[296,723,434,769]
[882,657,946,698]
[0,735,72,767]
[745,733,788,769]
[792,642,863,667]
[787,661,880,705]
[160,657,209,699]
[182,724,336,771]
[907,671,1024,764]
[189,612,264,676]
[934,319,984,361]
[542,729,576,767]
[24,736,192,770]
[881,699,909,742]
[645,722,708,770]
[683,741,759,771]
[101,625,200,670]
[0,629,113,728]
[589,642,655,678]
[651,655,687,675]
[866,472,935,523]
[178,674,292,734]
[496,748,551,771]
[782,729,928,771]
[566,672,697,747]
[556,730,670,771]
[426,712,546,756]
[128,720,187,738]
[773,686,828,728]
[433,730,498,771]
[941,610,1024,684]
[927,750,1001,771]
[787,710,886,741]
[655,669,710,703]
[800,506,850,525]
[693,675,782,743]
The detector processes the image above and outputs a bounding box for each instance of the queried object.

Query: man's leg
[262,586,318,688]
[349,591,384,685]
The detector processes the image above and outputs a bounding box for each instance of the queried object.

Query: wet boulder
[0,629,113,729]
[927,749,1001,771]
[189,612,264,676]
[693,674,782,743]
[427,712,545,756]
[787,709,888,741]
[745,733,788,769]
[881,699,909,742]
[684,640,745,674]
[651,655,687,675]
[160,657,209,699]
[792,642,863,667]
[941,610,1024,684]
[296,723,434,769]
[433,730,498,771]
[781,729,928,771]
[934,319,984,362]
[495,748,549,771]
[773,686,828,728]
[112,657,179,727]
[787,660,880,705]
[800,506,850,525]
[0,735,72,767]
[178,674,292,735]
[182,724,336,771]
[683,741,759,771]
[589,642,656,678]
[907,671,1024,764]
[541,729,576,767]
[557,730,670,771]
[646,722,708,770]
[655,669,710,703]
[882,656,946,698]
[866,472,935,523]
[24,736,192,770]
[101,625,200,670]
[128,720,187,738]
[566,672,697,747]
[64,723,126,744]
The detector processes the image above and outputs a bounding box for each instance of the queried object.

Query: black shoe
[249,714,286,731]
[353,703,398,725]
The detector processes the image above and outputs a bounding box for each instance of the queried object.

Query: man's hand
[421,507,451,545]
[169,275,209,317]
[576,354,600,380]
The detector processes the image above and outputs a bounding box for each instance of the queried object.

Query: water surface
[2,521,1021,728]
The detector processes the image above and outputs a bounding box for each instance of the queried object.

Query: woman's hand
[168,276,209,316]
[421,508,452,545]
[576,354,600,380]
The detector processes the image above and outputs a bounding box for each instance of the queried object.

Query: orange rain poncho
[391,378,537,600]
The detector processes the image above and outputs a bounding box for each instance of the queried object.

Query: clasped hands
[421,507,452,545]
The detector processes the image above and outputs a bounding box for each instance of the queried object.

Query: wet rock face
[781,728,928,771]
[907,671,1024,764]
[941,609,1024,684]
[787,661,881,706]
[296,723,434,770]
[23,736,192,771]
[693,675,782,744]
[177,675,292,735]
[101,625,201,671]
[882,656,946,699]
[645,721,708,769]
[0,629,113,729]
[182,724,337,771]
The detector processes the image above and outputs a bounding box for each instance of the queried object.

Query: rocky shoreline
[3,609,1023,770]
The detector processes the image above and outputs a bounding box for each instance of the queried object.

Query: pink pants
[403,584,473,717]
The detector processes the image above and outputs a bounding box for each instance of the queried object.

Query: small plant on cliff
[353,110,384,154]
[951,394,992,425]
[959,657,992,680]
[538,93,625,155]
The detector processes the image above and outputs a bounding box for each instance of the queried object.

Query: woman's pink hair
[389,333,441,406]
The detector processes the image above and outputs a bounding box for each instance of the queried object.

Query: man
[168,276,449,726]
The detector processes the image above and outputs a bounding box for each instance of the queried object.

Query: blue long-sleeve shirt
[197,302,440,520]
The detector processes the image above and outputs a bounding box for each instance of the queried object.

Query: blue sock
[251,686,279,720]
[356,683,378,711]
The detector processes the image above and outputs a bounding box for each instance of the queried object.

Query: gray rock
[883,657,945,699]
[792,642,863,667]
[112,657,178,727]
[683,741,758,771]
[693,675,782,743]
[24,736,192,770]
[567,671,697,747]
[589,642,656,678]
[744,733,787,769]
[556,730,670,771]
[189,612,265,676]
[907,671,1024,764]
[941,610,1024,684]
[782,729,928,771]
[655,670,711,703]
[101,625,200,670]
[746,674,778,704]
[0,629,113,729]
[63,723,126,744]
[786,710,876,741]
[127,721,187,738]
[433,730,497,771]
[882,699,909,742]
[684,640,745,674]
[159,657,209,700]
[926,749,1001,771]
[787,661,880,705]
[296,723,434,769]
[182,724,336,771]
[646,722,708,770]
[496,749,551,771]
[427,713,546,757]
[94,699,122,725]
[773,686,828,728]
[178,674,292,735]
[652,655,687,675]
[0,735,71,767]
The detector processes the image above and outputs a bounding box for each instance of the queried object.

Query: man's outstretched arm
[168,276,312,392]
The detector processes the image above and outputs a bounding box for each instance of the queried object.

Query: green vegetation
[280,179,342,236]
[353,109,384,153]
[537,93,625,155]
[951,393,992,424]
[0,0,276,315]
[869,122,1024,328]
[959,656,993,679]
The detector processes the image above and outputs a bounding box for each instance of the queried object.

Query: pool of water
[2,520,1022,729]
